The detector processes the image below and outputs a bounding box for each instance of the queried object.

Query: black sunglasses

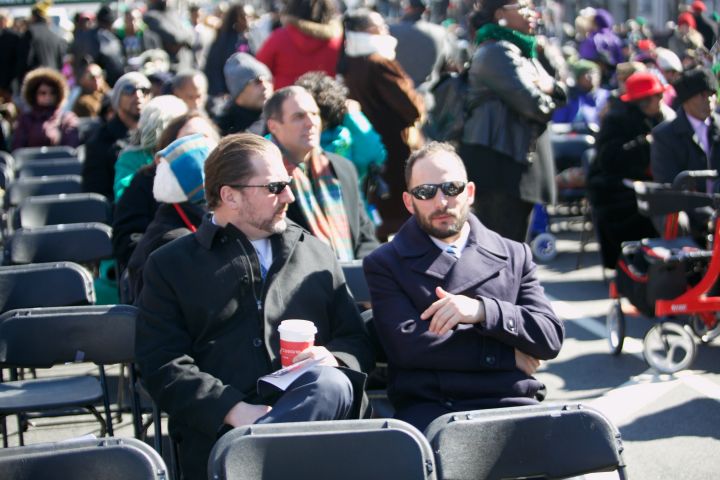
[409,181,467,200]
[227,180,292,194]
[121,84,151,96]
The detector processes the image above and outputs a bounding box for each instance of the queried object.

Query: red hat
[636,39,656,51]
[678,12,697,29]
[692,1,707,13]
[621,72,667,102]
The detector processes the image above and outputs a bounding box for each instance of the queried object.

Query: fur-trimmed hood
[282,14,342,41]
[22,67,69,109]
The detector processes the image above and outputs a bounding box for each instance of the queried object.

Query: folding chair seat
[209,419,436,480]
[0,262,95,313]
[0,437,167,479]
[0,305,138,446]
[5,175,83,208]
[424,403,627,480]
[11,146,78,166]
[5,223,112,266]
[18,158,83,179]
[12,193,112,230]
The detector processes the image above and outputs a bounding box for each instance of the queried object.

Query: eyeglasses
[227,180,292,194]
[120,84,151,96]
[409,181,466,200]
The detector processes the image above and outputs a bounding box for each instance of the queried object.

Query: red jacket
[256,21,342,89]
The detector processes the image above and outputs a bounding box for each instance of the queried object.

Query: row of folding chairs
[0,146,82,192]
[0,402,626,480]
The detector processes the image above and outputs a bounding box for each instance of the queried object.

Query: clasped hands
[223,346,337,428]
[421,286,540,376]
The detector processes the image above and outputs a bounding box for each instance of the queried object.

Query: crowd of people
[2,0,720,478]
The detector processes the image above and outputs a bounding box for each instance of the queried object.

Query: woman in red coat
[256,0,343,89]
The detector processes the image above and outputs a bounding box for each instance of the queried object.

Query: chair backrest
[6,223,112,265]
[341,260,371,303]
[424,403,626,480]
[0,262,95,313]
[5,175,83,207]
[0,437,168,480]
[14,193,112,229]
[12,146,78,163]
[208,419,436,480]
[18,158,84,179]
[0,304,136,367]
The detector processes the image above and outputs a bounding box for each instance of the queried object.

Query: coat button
[485,355,496,365]
[444,400,454,408]
[253,338,263,347]
[242,276,250,285]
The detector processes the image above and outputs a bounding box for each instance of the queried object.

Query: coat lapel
[392,214,508,291]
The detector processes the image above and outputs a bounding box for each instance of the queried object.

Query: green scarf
[475,23,537,59]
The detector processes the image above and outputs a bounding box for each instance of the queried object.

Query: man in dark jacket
[363,142,563,432]
[136,133,374,480]
[17,1,67,80]
[265,86,380,259]
[651,67,720,237]
[82,72,151,200]
[143,0,195,71]
[215,52,273,136]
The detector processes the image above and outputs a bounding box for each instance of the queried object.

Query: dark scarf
[475,23,537,59]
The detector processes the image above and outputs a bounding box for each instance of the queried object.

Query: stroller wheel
[643,322,697,374]
[690,315,720,344]
[606,301,625,355]
[531,233,557,262]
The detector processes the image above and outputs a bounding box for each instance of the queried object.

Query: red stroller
[607,170,720,373]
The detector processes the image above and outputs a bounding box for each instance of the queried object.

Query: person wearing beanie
[578,8,624,67]
[587,71,675,269]
[112,111,219,279]
[669,11,705,58]
[692,0,719,50]
[113,94,188,200]
[82,71,151,200]
[126,133,217,300]
[17,0,67,78]
[652,67,720,200]
[215,52,274,136]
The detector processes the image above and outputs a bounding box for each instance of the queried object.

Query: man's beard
[414,201,469,239]
[249,205,288,236]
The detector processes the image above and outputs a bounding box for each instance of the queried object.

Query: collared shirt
[250,238,273,276]
[686,110,711,157]
[429,222,471,258]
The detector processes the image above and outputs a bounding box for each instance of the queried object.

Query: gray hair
[131,95,189,151]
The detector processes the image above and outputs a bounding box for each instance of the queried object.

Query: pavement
[2,229,719,479]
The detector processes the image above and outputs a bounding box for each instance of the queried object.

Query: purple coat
[363,213,563,426]
[12,107,80,150]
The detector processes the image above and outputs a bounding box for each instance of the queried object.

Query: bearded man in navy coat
[363,142,564,431]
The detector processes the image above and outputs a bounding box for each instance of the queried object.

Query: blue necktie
[446,245,459,259]
[259,262,268,280]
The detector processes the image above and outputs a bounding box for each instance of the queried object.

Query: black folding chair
[341,260,371,304]
[4,175,83,208]
[0,262,95,313]
[0,437,167,479]
[0,305,139,447]
[5,223,112,267]
[17,158,83,179]
[424,403,627,480]
[11,146,78,166]
[12,194,112,230]
[209,419,436,480]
